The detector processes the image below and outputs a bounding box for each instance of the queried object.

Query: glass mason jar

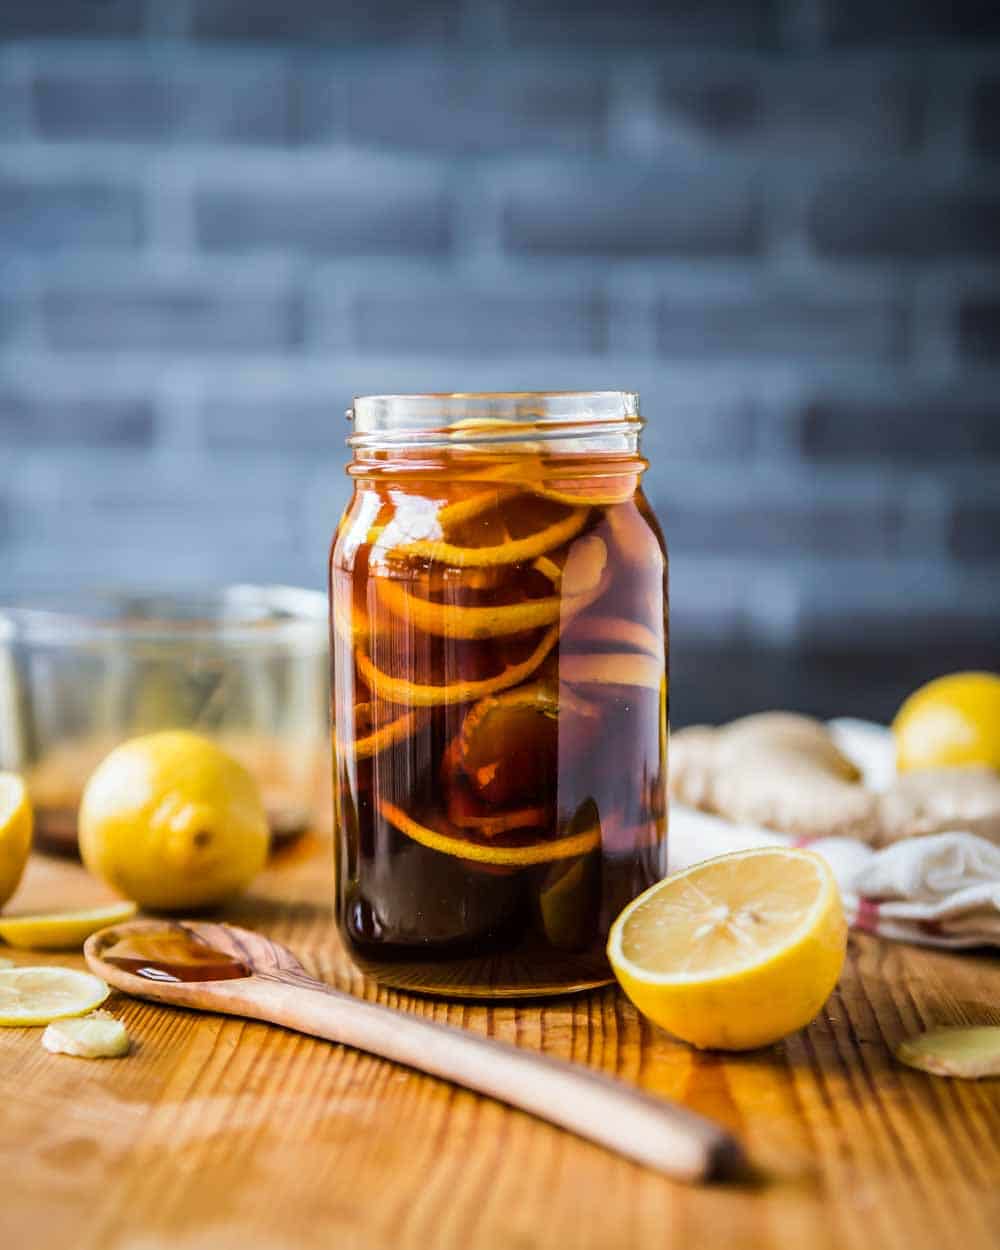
[330,392,668,997]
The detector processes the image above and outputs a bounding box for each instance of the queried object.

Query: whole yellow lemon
[893,672,1000,774]
[79,731,270,911]
[0,773,33,909]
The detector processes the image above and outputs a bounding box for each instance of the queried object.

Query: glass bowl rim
[0,584,327,648]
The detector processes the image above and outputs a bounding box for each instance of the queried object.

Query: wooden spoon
[85,918,744,1183]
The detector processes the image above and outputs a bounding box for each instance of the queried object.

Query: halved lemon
[0,966,110,1027]
[0,901,138,950]
[607,847,847,1051]
[0,772,33,909]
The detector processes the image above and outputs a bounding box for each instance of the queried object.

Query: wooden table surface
[3,836,999,1250]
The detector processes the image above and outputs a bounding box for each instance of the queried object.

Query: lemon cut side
[607,847,847,1051]
[0,966,110,1027]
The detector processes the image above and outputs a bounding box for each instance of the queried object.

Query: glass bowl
[0,586,329,856]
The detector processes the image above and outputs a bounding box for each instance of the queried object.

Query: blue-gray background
[1,0,999,725]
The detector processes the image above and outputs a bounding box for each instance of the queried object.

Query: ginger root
[671,712,1000,846]
[877,767,1000,846]
[671,713,880,841]
[895,1027,1000,1078]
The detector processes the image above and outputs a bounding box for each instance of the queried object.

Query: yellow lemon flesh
[79,731,270,912]
[0,966,110,1026]
[0,901,138,950]
[0,773,33,910]
[893,671,1000,773]
[607,847,847,1051]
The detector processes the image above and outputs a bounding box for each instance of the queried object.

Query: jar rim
[348,391,641,451]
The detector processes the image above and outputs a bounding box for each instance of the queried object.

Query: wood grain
[3,839,999,1250]
[84,919,741,1182]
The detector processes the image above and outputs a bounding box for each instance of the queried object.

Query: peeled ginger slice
[42,1009,130,1058]
[896,1027,1000,1079]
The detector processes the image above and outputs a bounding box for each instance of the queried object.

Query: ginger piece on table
[670,712,881,842]
[896,1027,1000,1078]
[42,1010,130,1059]
[877,767,1000,847]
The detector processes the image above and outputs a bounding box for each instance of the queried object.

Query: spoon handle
[231,969,741,1182]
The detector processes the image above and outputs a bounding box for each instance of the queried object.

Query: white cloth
[668,719,1000,950]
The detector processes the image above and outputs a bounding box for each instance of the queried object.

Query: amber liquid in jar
[331,397,668,996]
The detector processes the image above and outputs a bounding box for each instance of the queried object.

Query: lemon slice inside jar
[379,801,599,866]
[356,624,561,708]
[391,508,589,569]
[528,474,640,507]
[347,705,429,760]
[373,534,609,640]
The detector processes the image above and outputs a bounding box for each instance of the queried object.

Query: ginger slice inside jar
[379,800,599,866]
[449,803,550,838]
[562,614,661,657]
[528,474,640,508]
[373,535,609,640]
[560,652,664,692]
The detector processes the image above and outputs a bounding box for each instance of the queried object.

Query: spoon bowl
[87,918,304,993]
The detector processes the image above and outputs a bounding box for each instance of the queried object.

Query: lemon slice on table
[0,901,138,950]
[0,966,110,1027]
[0,772,33,909]
[607,848,847,1051]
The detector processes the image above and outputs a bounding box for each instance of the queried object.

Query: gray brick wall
[1,0,998,723]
